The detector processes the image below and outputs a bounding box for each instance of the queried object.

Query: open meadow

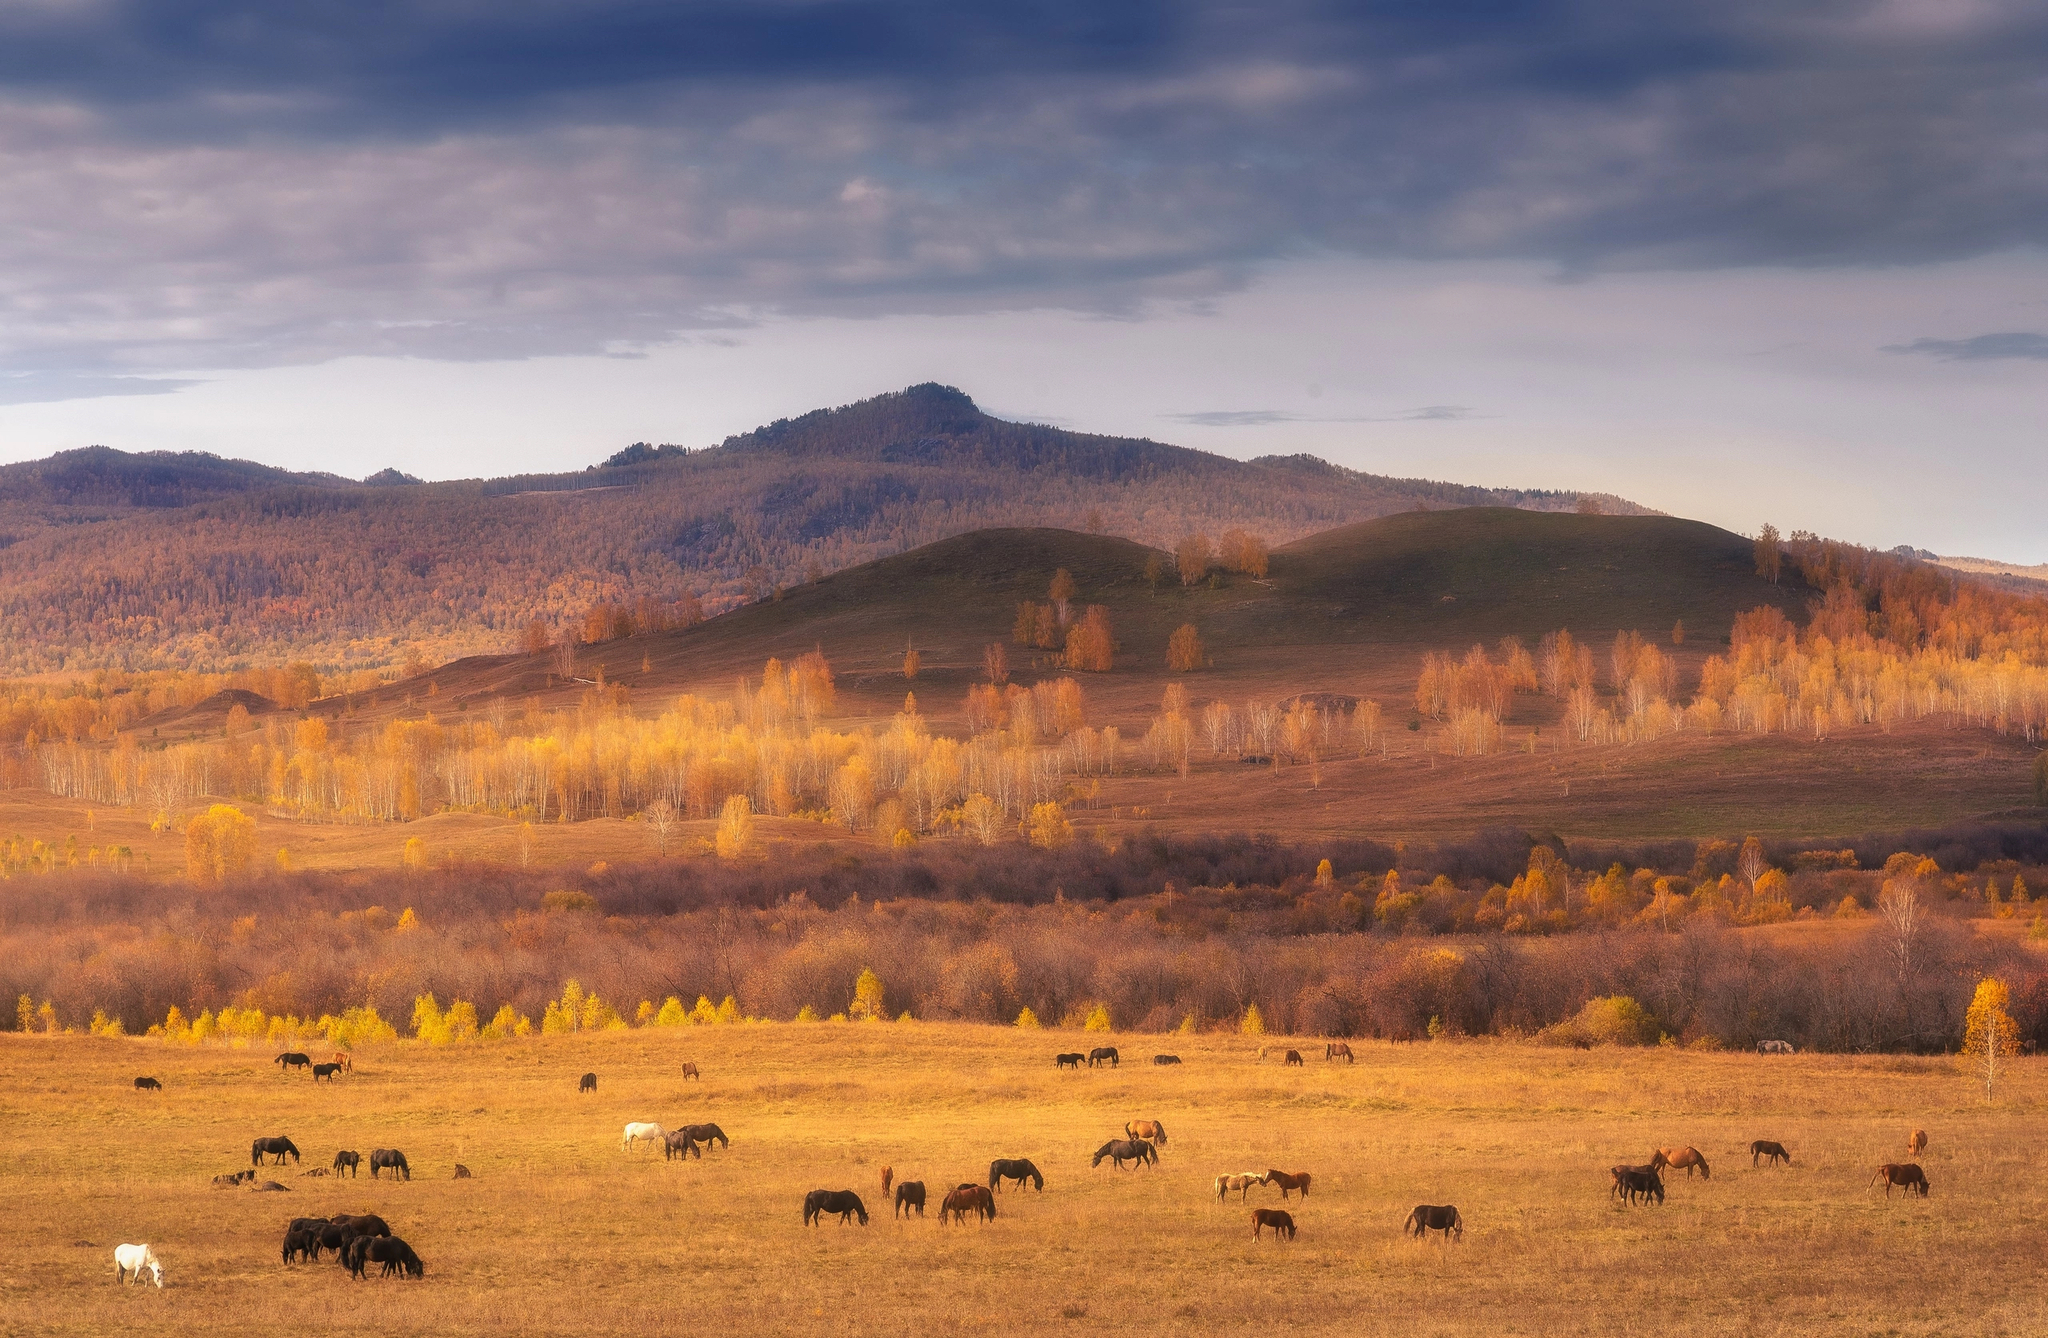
[5,1026,2048,1337]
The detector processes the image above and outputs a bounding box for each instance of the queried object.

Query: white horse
[1214,1172,1268,1202]
[114,1243,163,1288]
[622,1122,666,1152]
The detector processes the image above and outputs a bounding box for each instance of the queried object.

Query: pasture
[4,1026,2047,1336]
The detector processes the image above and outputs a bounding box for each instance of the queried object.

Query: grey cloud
[1885,332,2048,361]
[1164,410,1300,426]
[5,2,2048,380]
[1165,406,1478,426]
[0,371,202,406]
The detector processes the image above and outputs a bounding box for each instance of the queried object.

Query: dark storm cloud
[1885,332,2048,361]
[4,0,2048,387]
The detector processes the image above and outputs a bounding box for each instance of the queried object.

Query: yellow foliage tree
[1176,531,1214,586]
[184,804,256,884]
[1084,1003,1112,1032]
[851,967,887,1021]
[1963,976,2021,1098]
[1027,801,1072,850]
[1240,1003,1265,1036]
[1016,1007,1041,1028]
[1166,623,1203,672]
[716,793,755,859]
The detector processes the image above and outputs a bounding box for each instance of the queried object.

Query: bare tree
[646,799,677,856]
[1878,876,1919,986]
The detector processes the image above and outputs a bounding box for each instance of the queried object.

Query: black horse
[345,1235,423,1279]
[282,1227,318,1263]
[252,1136,301,1166]
[316,1222,358,1258]
[803,1189,869,1226]
[579,1072,597,1093]
[370,1148,410,1180]
[678,1122,729,1149]
[275,1052,312,1073]
[1087,1046,1120,1068]
[894,1181,926,1217]
[1091,1138,1156,1170]
[332,1150,360,1177]
[312,1062,344,1082]
[989,1158,1044,1192]
[1609,1165,1664,1206]
[134,1076,162,1091]
[1152,1054,1182,1065]
[1054,1053,1084,1069]
[664,1129,701,1160]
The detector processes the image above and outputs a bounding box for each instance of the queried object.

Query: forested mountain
[0,384,1644,675]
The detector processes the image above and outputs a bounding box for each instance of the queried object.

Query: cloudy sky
[0,0,2043,558]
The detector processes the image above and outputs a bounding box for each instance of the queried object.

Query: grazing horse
[1610,1166,1664,1205]
[212,1170,254,1188]
[1152,1054,1182,1065]
[346,1235,424,1279]
[1092,1139,1156,1170]
[895,1182,926,1217]
[1215,1172,1267,1202]
[332,1213,392,1238]
[1283,1049,1303,1066]
[1087,1046,1120,1068]
[1055,1052,1084,1069]
[579,1072,597,1093]
[681,1062,701,1080]
[1651,1147,1711,1179]
[114,1243,164,1288]
[989,1158,1044,1192]
[622,1122,667,1152]
[251,1136,300,1166]
[941,1184,996,1224]
[370,1148,410,1181]
[1406,1205,1463,1240]
[330,1052,353,1073]
[1326,1041,1355,1063]
[1252,1208,1296,1241]
[664,1130,701,1160]
[1264,1169,1311,1199]
[1757,1039,1795,1054]
[803,1189,870,1226]
[454,1164,473,1178]
[282,1227,318,1264]
[881,1166,893,1199]
[1872,1163,1930,1197]
[275,1052,312,1073]
[333,1151,360,1177]
[1908,1129,1928,1158]
[134,1076,162,1091]
[1126,1120,1167,1147]
[678,1123,729,1149]
[1751,1140,1791,1167]
[312,1063,343,1082]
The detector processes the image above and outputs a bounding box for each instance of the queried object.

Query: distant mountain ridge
[0,384,1650,675]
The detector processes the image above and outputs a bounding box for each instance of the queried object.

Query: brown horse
[941,1183,996,1224]
[894,1181,926,1217]
[1264,1169,1311,1199]
[1908,1129,1927,1158]
[1651,1147,1710,1179]
[1283,1050,1304,1066]
[1252,1208,1296,1241]
[1405,1204,1462,1240]
[329,1052,353,1073]
[1751,1140,1790,1167]
[881,1166,893,1200]
[681,1062,701,1081]
[1872,1163,1930,1197]
[1326,1042,1354,1063]
[1125,1119,1167,1146]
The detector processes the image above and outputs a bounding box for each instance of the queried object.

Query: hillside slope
[0,385,1644,676]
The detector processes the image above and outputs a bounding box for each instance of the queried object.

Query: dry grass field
[5,1025,2048,1337]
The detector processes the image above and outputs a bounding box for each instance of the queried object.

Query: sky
[0,0,2043,559]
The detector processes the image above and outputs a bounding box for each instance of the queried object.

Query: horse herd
[1607,1131,1937,1206]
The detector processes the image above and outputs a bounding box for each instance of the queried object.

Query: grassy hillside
[0,386,1643,676]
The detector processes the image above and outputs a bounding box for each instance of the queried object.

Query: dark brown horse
[678,1123,729,1149]
[989,1158,1043,1191]
[275,1052,312,1073]
[578,1072,597,1093]
[1283,1050,1303,1066]
[1087,1047,1120,1068]
[332,1213,392,1238]
[894,1181,926,1217]
[251,1136,300,1166]
[332,1150,360,1177]
[681,1062,701,1080]
[1252,1208,1296,1240]
[1326,1042,1355,1063]
[1872,1163,1930,1197]
[664,1130,701,1160]
[803,1189,870,1226]
[1055,1052,1084,1069]
[941,1184,996,1224]
[1092,1139,1156,1170]
[1610,1165,1664,1205]
[1751,1140,1791,1167]
[134,1076,162,1091]
[1264,1169,1311,1199]
[1406,1205,1462,1240]
[370,1148,410,1180]
[312,1063,344,1082]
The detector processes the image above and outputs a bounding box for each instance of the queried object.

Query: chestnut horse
[1751,1140,1790,1167]
[881,1166,893,1199]
[941,1184,996,1224]
[681,1062,701,1081]
[1125,1120,1167,1146]
[1406,1204,1462,1240]
[1252,1208,1296,1240]
[1872,1163,1930,1197]
[1326,1042,1354,1063]
[1264,1169,1311,1199]
[1908,1129,1927,1158]
[1651,1147,1710,1179]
